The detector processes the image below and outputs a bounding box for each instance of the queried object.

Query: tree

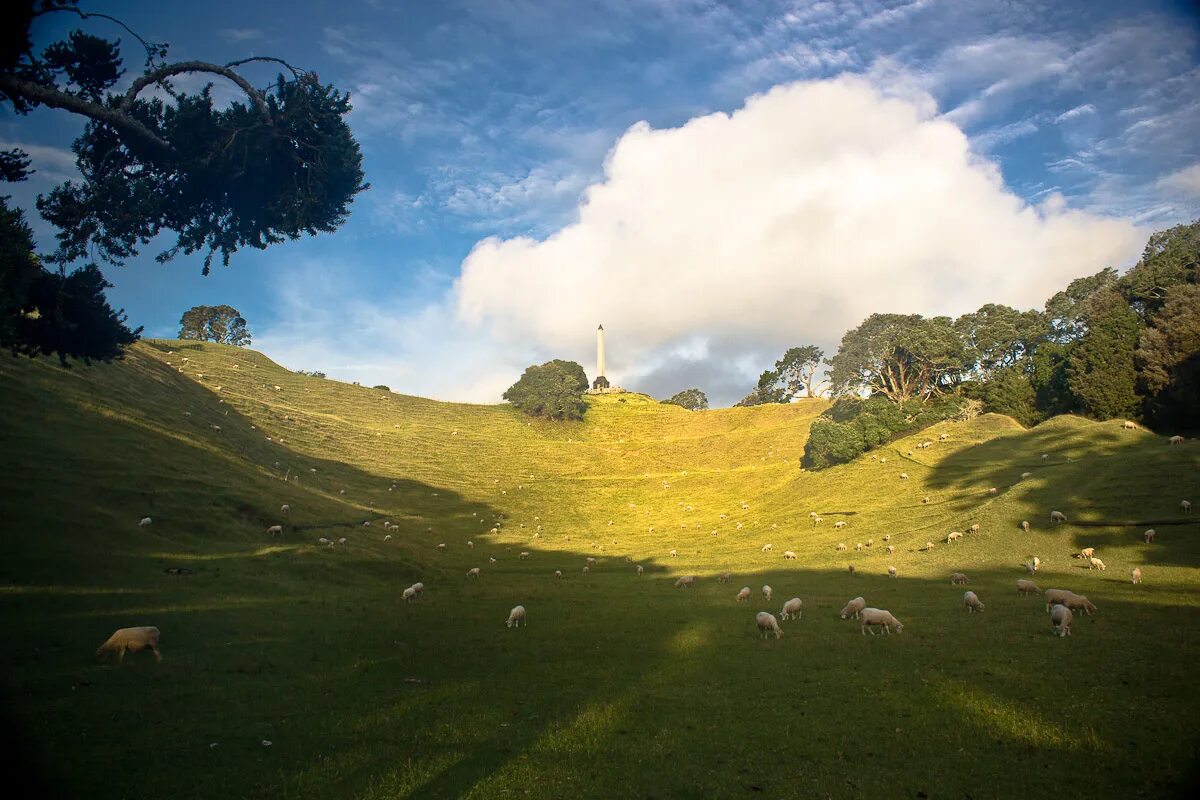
[775,345,827,398]
[962,366,1041,427]
[663,388,708,411]
[503,359,589,420]
[1136,283,1200,428]
[2,1,367,273]
[1118,220,1199,320]
[735,369,788,406]
[1044,268,1118,343]
[954,304,1047,379]
[2,195,140,364]
[1066,287,1141,420]
[178,304,250,346]
[829,313,968,403]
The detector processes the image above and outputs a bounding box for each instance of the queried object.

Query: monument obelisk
[591,324,611,391]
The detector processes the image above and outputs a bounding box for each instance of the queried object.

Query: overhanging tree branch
[122,60,269,115]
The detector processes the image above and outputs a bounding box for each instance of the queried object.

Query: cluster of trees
[1,1,365,365]
[735,345,826,406]
[503,359,589,420]
[178,305,250,346]
[663,388,708,411]
[801,221,1199,468]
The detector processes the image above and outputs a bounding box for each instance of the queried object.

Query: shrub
[802,395,966,470]
[503,359,589,420]
[663,388,708,410]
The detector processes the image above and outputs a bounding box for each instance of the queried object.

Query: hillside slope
[1,341,1197,799]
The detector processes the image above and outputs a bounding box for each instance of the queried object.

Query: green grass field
[1,340,1197,798]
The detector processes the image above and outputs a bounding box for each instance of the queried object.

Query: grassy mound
[1,341,1197,798]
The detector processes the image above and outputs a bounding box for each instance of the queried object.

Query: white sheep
[900,472,909,480]
[840,596,866,619]
[1016,579,1040,595]
[669,549,678,557]
[1064,593,1096,615]
[1131,567,1142,584]
[411,582,424,595]
[280,504,290,514]
[1050,510,1067,524]
[946,531,963,543]
[756,611,783,639]
[318,537,330,545]
[1182,500,1192,513]
[882,534,891,543]
[636,565,644,576]
[1050,604,1073,637]
[1079,547,1095,560]
[761,543,773,552]
[1044,589,1072,612]
[555,570,563,578]
[337,537,347,546]
[95,626,161,663]
[489,557,497,564]
[519,552,530,560]
[1021,521,1031,532]
[836,543,847,551]
[1168,435,1184,445]
[886,545,895,554]
[1144,529,1156,543]
[854,543,863,551]
[506,605,526,628]
[969,524,981,534]
[887,566,897,579]
[402,587,417,602]
[582,566,589,574]
[586,557,596,567]
[384,534,392,541]
[467,540,474,548]
[1088,557,1106,571]
[833,521,847,530]
[267,525,283,536]
[859,608,903,635]
[675,575,696,588]
[762,585,772,601]
[467,567,481,578]
[437,543,447,551]
[783,551,797,560]
[963,591,985,612]
[951,572,969,585]
[736,586,751,603]
[920,542,935,552]
[1122,420,1137,430]
[780,597,803,620]
[813,516,823,526]
[138,517,152,528]
[718,571,732,583]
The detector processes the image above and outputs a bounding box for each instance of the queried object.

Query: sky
[4,0,1199,406]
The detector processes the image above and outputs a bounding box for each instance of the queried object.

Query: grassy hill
[1,340,1197,799]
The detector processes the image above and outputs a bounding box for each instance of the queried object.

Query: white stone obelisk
[596,324,606,379]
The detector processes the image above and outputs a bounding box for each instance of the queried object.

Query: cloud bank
[452,76,1141,403]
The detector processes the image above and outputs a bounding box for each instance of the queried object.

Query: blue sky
[4,0,1199,405]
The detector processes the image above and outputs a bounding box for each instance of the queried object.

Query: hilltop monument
[588,324,624,394]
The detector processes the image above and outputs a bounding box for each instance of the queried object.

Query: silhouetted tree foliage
[663,388,708,410]
[504,359,588,420]
[178,304,250,346]
[1066,287,1140,420]
[1,1,367,274]
[1137,283,1200,429]
[829,314,968,403]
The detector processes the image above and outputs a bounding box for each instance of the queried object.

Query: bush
[373,384,390,391]
[663,388,708,410]
[802,395,966,470]
[503,359,589,420]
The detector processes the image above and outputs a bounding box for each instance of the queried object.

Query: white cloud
[453,76,1142,401]
[1055,104,1096,124]
[1157,163,1200,197]
[0,140,78,182]
[220,28,265,43]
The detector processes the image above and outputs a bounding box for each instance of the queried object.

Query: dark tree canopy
[1118,221,1199,319]
[503,359,589,420]
[2,1,368,274]
[1066,287,1141,420]
[1136,283,1200,428]
[954,304,1047,378]
[663,388,708,411]
[178,304,250,346]
[829,314,967,403]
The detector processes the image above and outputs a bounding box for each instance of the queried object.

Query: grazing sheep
[1021,521,1031,532]
[519,552,530,560]
[318,537,330,545]
[402,587,417,602]
[138,517,152,528]
[1024,557,1041,574]
[840,597,867,619]
[1044,589,1072,612]
[836,543,847,551]
[636,565,644,576]
[1041,454,1049,461]
[866,538,874,548]
[337,537,348,546]
[675,575,696,588]
[1088,557,1106,571]
[718,571,732,583]
[1131,567,1142,584]
[762,585,773,601]
[756,611,783,640]
[586,557,597,566]
[266,525,283,536]
[1122,420,1137,430]
[437,543,447,551]
[1064,593,1097,615]
[783,551,797,560]
[963,591,985,612]
[887,566,897,579]
[813,516,823,526]
[939,433,949,440]
[855,543,864,551]
[882,534,891,543]
[95,626,161,664]
[489,557,497,564]
[1144,529,1156,543]
[468,540,474,548]
[951,573,969,585]
[384,534,392,541]
[859,608,903,635]
[1050,511,1067,524]
[736,586,751,603]
[669,549,678,557]
[920,542,935,552]
[1016,579,1040,595]
[761,543,773,553]
[969,524,981,534]
[946,531,963,543]
[555,570,563,579]
[1168,435,1184,445]
[582,566,590,574]
[506,605,526,628]
[988,487,998,496]
[780,597,803,620]
[886,545,895,554]
[1182,500,1192,513]
[1021,472,1032,479]
[1050,605,1073,637]
[922,496,930,505]
[833,521,847,530]
[280,504,290,514]
[900,472,909,480]
[1079,547,1095,560]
